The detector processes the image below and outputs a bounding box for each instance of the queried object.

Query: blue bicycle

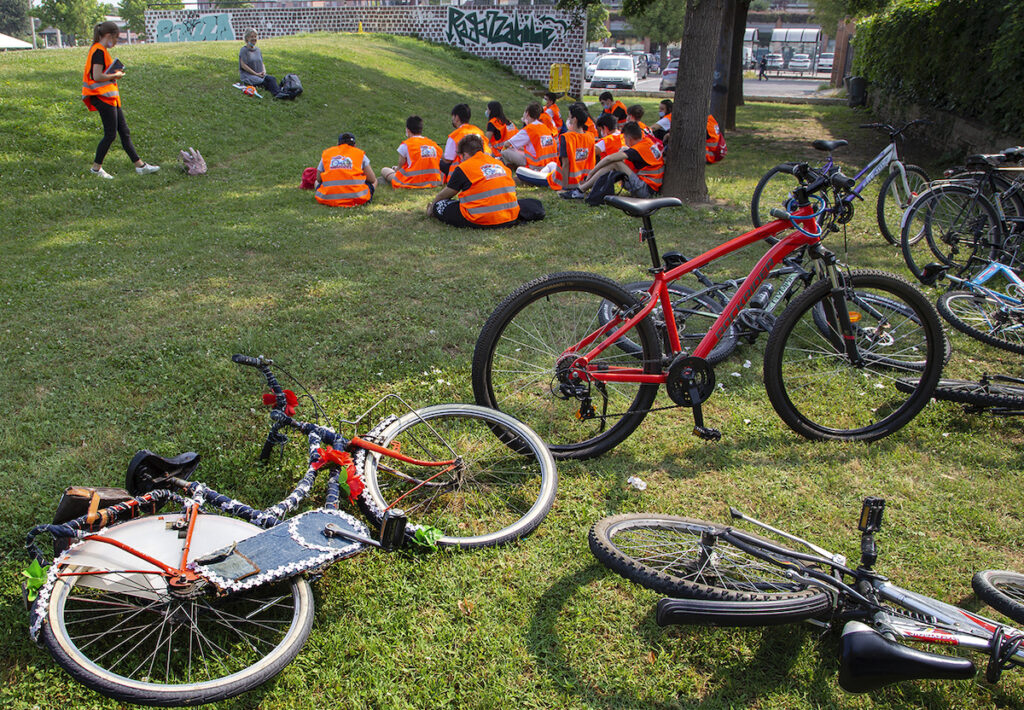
[930,259,1024,354]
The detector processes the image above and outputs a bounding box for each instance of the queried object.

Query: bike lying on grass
[23,354,556,706]
[590,498,1024,693]
[473,163,946,460]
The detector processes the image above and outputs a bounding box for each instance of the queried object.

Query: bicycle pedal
[692,426,722,441]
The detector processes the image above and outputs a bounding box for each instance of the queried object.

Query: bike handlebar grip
[232,354,261,367]
[769,208,791,221]
[830,172,856,190]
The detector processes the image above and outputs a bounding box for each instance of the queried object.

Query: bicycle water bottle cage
[812,139,848,153]
[858,497,885,533]
[838,621,975,693]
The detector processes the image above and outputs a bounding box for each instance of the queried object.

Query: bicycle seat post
[640,215,661,270]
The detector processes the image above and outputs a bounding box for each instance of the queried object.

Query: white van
[590,55,637,90]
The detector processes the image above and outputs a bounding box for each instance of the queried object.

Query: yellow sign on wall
[549,63,570,93]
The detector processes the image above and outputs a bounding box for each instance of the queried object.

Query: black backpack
[276,73,303,100]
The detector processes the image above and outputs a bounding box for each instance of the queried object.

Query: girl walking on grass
[82,21,159,179]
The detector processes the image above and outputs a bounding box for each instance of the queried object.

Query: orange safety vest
[706,115,727,163]
[456,152,520,226]
[603,100,628,128]
[487,118,518,150]
[547,131,596,190]
[316,144,371,206]
[598,131,625,158]
[544,103,562,130]
[523,122,558,168]
[625,136,665,192]
[538,112,557,133]
[82,42,120,110]
[393,136,443,189]
[583,117,598,139]
[445,123,492,184]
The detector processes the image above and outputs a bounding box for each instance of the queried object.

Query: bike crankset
[665,355,716,407]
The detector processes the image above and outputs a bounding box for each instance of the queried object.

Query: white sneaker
[135,163,160,175]
[90,167,114,179]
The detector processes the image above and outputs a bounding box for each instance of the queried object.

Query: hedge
[854,0,1024,137]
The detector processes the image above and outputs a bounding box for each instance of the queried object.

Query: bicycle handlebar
[858,118,932,139]
[233,353,319,459]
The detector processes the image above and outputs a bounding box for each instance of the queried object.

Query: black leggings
[90,97,139,166]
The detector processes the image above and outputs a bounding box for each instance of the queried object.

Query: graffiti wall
[145,6,585,96]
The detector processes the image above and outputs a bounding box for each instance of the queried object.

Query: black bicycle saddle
[812,139,848,152]
[604,195,682,217]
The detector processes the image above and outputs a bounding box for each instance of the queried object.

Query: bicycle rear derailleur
[553,353,607,430]
[665,355,721,441]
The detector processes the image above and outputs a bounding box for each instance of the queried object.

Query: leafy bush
[854,0,1024,136]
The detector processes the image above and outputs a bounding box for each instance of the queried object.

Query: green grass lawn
[2,33,1024,709]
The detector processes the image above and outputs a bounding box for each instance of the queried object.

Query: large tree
[809,0,890,29]
[33,0,105,45]
[118,0,146,39]
[621,0,686,67]
[0,0,29,36]
[587,3,610,43]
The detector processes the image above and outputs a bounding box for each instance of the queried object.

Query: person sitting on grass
[539,92,562,132]
[484,101,518,154]
[314,132,377,207]
[594,114,624,159]
[498,102,557,171]
[514,105,595,196]
[599,92,628,129]
[238,29,279,98]
[626,104,651,136]
[380,115,443,189]
[441,103,491,184]
[426,134,544,228]
[655,99,672,133]
[575,122,664,204]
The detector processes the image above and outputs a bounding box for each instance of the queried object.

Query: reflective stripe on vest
[627,137,665,191]
[445,124,492,185]
[524,123,557,168]
[316,144,371,206]
[82,43,120,110]
[547,132,596,190]
[393,136,443,189]
[456,152,520,226]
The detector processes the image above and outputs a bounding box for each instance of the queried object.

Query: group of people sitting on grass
[313,92,727,229]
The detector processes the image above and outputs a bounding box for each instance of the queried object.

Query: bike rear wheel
[358,404,557,548]
[41,515,314,706]
[877,164,929,245]
[472,272,661,460]
[589,514,831,607]
[901,183,1002,284]
[973,570,1024,624]
[936,290,1024,355]
[896,377,1024,409]
[764,270,944,441]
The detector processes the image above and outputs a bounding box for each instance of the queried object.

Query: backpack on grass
[276,74,303,100]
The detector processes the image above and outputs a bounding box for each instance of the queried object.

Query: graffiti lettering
[447,8,567,49]
[156,13,235,43]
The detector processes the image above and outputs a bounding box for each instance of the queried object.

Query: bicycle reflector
[847,311,862,324]
[858,497,885,533]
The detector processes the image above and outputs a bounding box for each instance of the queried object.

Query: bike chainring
[836,200,855,225]
[665,355,716,407]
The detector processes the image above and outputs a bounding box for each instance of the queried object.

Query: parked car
[788,53,812,71]
[765,53,784,70]
[816,52,834,72]
[585,51,599,82]
[591,54,638,90]
[631,52,648,80]
[646,53,661,75]
[659,58,678,91]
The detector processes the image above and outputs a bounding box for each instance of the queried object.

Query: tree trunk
[709,0,735,127]
[663,0,727,203]
[727,0,750,129]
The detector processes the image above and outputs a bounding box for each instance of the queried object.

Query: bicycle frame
[567,207,824,385]
[847,140,901,200]
[950,260,1024,305]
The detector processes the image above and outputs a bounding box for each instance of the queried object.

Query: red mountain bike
[472,165,945,459]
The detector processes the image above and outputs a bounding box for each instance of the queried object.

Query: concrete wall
[144,6,586,96]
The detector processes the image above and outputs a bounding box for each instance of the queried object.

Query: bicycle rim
[937,290,1024,355]
[751,164,800,227]
[359,404,557,548]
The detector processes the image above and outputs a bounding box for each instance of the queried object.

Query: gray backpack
[276,73,303,100]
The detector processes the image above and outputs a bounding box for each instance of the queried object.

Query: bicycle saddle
[604,195,682,217]
[812,139,848,152]
[125,449,200,495]
[838,621,975,693]
[966,153,1005,167]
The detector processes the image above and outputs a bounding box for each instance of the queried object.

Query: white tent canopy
[0,32,32,49]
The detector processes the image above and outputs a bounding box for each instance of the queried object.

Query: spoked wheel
[763,270,944,441]
[41,515,314,706]
[973,570,1024,624]
[358,404,557,548]
[589,514,832,623]
[596,281,738,365]
[901,183,1001,284]
[876,164,930,245]
[896,377,1024,409]
[937,290,1024,355]
[472,272,661,460]
[751,163,801,227]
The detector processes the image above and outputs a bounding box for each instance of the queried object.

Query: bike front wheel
[358,404,557,548]
[41,514,314,706]
[936,290,1024,355]
[876,164,929,245]
[764,270,944,441]
[750,163,800,227]
[973,570,1024,624]
[472,272,661,460]
[589,514,832,612]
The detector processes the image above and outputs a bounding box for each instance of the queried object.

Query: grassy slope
[2,34,1024,709]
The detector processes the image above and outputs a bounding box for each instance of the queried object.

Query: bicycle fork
[817,252,866,367]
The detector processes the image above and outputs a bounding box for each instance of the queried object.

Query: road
[588,74,831,98]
